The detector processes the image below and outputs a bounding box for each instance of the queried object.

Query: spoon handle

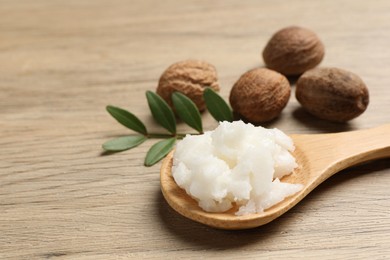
[292,124,390,179]
[331,124,390,162]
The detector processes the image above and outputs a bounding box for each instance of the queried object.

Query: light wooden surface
[1,0,389,259]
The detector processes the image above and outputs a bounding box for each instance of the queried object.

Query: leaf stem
[147,133,174,139]
[147,132,199,140]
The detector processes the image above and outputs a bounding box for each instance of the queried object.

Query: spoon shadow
[156,158,389,248]
[156,189,295,249]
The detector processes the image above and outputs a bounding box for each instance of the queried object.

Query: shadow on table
[156,191,292,249]
[156,158,389,249]
[291,107,356,133]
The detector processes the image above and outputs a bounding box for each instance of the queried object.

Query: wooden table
[1,1,389,259]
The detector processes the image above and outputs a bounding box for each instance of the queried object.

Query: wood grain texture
[1,0,389,259]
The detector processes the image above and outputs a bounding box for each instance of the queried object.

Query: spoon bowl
[160,124,390,229]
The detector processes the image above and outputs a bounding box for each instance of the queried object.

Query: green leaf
[102,135,147,151]
[203,88,234,122]
[106,105,147,135]
[145,91,176,134]
[172,92,203,133]
[144,137,176,166]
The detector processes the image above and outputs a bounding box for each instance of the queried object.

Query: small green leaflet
[104,88,237,167]
[172,92,203,133]
[102,135,147,151]
[203,88,234,122]
[144,137,176,166]
[106,105,148,135]
[145,91,176,134]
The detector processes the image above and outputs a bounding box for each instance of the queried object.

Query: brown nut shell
[156,60,220,111]
[229,68,291,123]
[262,26,325,76]
[296,67,369,122]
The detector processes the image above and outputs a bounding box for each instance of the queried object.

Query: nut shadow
[287,75,301,86]
[292,106,356,133]
[156,159,389,250]
[248,64,301,86]
[232,111,285,128]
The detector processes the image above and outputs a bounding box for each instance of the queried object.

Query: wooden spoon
[160,124,390,230]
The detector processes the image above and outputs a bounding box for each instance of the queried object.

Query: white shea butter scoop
[160,124,390,230]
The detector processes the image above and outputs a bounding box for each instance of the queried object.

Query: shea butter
[172,121,302,215]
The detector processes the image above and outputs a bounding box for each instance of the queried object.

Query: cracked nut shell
[229,68,291,123]
[296,67,369,122]
[262,26,325,76]
[156,60,220,111]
